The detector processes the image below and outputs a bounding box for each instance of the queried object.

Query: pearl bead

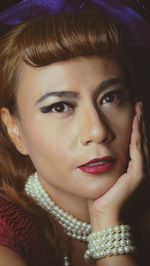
[120,240,126,246]
[125,232,131,238]
[112,248,118,255]
[124,246,130,253]
[107,241,113,248]
[120,232,126,239]
[25,172,91,242]
[118,247,125,254]
[114,241,120,247]
[126,239,132,245]
[114,233,121,240]
[108,234,114,240]
[106,249,112,256]
[114,225,120,232]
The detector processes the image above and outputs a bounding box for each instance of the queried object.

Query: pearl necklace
[24,172,91,241]
[24,172,92,266]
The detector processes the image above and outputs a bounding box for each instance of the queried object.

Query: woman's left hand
[88,102,145,229]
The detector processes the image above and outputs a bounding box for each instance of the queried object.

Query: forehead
[17,56,123,97]
[20,54,122,73]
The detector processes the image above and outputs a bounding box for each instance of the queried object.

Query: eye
[40,101,75,114]
[101,90,125,105]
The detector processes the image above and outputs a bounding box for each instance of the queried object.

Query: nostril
[79,123,114,145]
[104,131,115,144]
[78,106,114,145]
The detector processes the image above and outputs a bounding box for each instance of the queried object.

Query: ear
[1,107,28,155]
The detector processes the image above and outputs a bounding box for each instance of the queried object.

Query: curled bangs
[15,8,122,67]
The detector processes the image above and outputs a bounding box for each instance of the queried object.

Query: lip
[78,156,116,175]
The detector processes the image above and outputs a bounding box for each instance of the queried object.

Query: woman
[0,1,149,266]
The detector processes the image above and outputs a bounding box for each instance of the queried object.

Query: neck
[39,176,90,223]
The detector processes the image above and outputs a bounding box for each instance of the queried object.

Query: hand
[88,102,145,229]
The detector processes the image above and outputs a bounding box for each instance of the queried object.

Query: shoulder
[0,196,41,257]
[0,194,38,247]
[0,194,50,265]
[0,246,27,266]
[0,194,37,235]
[0,194,48,243]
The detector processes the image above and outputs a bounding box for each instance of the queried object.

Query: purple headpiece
[0,0,150,48]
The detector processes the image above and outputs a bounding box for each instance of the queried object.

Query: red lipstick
[78,156,116,175]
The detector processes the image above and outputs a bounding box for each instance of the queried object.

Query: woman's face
[8,56,134,200]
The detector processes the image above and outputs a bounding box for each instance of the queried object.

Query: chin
[83,177,119,200]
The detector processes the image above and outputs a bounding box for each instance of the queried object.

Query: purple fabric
[0,0,150,48]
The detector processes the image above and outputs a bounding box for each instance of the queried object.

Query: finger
[130,102,142,154]
[128,113,144,182]
[135,101,149,176]
[130,106,142,154]
[141,109,150,177]
[135,101,142,117]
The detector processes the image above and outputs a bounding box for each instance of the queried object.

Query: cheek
[118,116,132,143]
[20,117,72,162]
[112,109,134,165]
[108,105,134,141]
[105,105,134,149]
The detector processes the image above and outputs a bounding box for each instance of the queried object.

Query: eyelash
[40,90,127,114]
[40,101,75,114]
[100,90,126,105]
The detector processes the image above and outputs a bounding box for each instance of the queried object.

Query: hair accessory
[84,224,136,261]
[0,0,150,48]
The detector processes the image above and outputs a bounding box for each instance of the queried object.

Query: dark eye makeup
[40,101,75,114]
[39,88,132,114]
[100,89,130,105]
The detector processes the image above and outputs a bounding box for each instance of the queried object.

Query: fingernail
[137,114,142,130]
[136,101,142,116]
[139,101,143,111]
[137,114,141,122]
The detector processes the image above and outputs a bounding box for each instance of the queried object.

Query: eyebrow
[36,78,124,104]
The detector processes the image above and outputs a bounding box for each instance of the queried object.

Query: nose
[78,104,114,146]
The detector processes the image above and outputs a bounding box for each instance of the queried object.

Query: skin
[1,55,144,266]
[0,247,27,266]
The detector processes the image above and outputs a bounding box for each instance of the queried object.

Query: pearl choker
[24,172,91,242]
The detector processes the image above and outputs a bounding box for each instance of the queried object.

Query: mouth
[78,156,116,175]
